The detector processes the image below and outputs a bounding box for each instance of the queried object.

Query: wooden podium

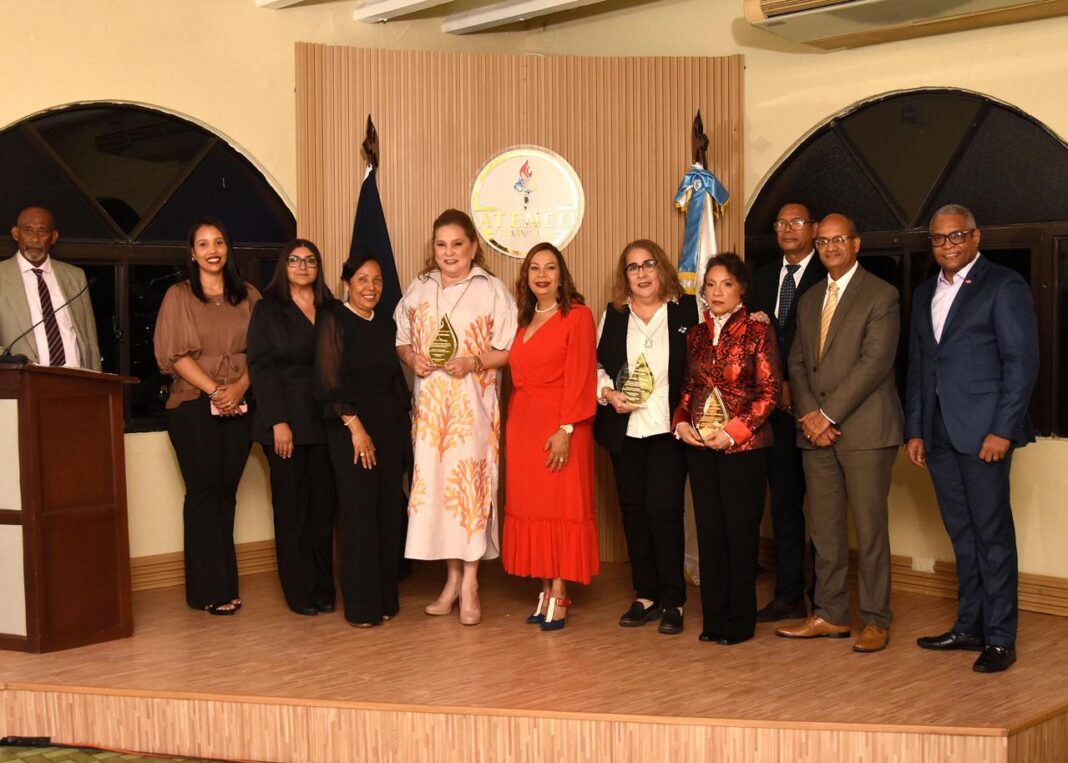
[0,363,135,652]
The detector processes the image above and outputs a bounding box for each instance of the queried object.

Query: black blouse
[247,297,327,446]
[312,301,410,432]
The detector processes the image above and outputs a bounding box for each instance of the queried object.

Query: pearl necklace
[534,301,559,314]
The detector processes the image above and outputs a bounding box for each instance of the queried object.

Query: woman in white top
[394,209,517,626]
[593,240,697,636]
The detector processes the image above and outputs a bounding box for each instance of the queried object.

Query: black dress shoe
[755,598,808,623]
[658,607,683,635]
[698,631,721,642]
[619,601,661,627]
[973,645,1016,673]
[916,630,984,651]
[717,634,752,646]
[291,605,318,616]
[315,601,336,614]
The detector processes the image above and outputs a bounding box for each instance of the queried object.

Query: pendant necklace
[629,308,663,349]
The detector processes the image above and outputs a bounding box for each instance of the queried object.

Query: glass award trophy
[428,315,459,367]
[615,353,655,408]
[691,386,730,439]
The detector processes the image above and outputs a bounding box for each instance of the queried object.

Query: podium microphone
[0,277,97,365]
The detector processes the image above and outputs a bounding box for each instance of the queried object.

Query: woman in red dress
[502,242,599,631]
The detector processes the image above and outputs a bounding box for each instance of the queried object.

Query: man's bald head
[12,206,58,265]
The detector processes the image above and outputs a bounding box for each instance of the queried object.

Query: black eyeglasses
[813,235,854,249]
[287,254,319,268]
[928,229,974,247]
[625,259,657,275]
[774,218,812,232]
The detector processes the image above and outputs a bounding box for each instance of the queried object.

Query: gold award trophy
[691,386,730,440]
[428,315,459,367]
[615,353,655,408]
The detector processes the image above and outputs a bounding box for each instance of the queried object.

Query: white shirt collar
[938,253,981,286]
[782,250,815,272]
[827,260,860,292]
[15,251,53,274]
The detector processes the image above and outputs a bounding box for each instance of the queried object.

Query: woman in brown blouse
[154,217,261,616]
[672,253,781,645]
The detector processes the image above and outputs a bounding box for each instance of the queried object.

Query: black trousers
[264,443,336,610]
[610,434,688,609]
[327,426,405,624]
[688,447,768,640]
[166,395,252,609]
[766,409,808,603]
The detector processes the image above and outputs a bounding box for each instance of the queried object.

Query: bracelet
[342,415,358,427]
[471,355,484,373]
[208,387,221,400]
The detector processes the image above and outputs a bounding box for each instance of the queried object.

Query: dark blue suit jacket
[905,255,1038,454]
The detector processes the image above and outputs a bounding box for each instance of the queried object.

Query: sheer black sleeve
[313,304,358,420]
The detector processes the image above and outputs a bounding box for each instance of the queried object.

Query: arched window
[746,89,1068,435]
[0,104,295,431]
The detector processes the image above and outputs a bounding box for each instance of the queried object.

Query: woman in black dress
[314,251,411,627]
[248,239,337,616]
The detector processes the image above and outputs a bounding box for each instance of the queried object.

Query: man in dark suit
[748,202,826,622]
[776,213,903,653]
[905,204,1038,674]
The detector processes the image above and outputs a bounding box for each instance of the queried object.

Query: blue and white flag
[675,163,729,319]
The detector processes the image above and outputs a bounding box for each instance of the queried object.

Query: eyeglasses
[814,235,854,249]
[928,229,975,247]
[773,218,812,232]
[287,254,319,268]
[625,259,657,275]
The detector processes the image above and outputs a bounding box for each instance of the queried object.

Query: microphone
[0,276,97,365]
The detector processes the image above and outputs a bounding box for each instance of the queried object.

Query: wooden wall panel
[296,44,744,561]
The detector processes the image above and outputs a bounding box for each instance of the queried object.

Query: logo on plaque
[471,146,585,259]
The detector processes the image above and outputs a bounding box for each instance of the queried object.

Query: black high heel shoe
[526,592,548,625]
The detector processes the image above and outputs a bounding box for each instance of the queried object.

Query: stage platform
[1,562,1066,762]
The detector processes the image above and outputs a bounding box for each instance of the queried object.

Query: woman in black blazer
[248,239,337,616]
[594,239,696,635]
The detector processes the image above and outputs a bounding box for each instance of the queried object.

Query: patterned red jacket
[671,306,782,453]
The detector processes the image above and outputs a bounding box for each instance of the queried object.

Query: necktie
[32,268,66,367]
[818,281,839,358]
[777,263,801,328]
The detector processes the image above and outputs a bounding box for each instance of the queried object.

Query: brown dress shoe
[853,623,890,652]
[776,615,850,639]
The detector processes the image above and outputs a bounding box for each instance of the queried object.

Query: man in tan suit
[0,206,101,370]
[776,213,903,653]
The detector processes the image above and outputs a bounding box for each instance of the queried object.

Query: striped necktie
[31,268,66,366]
[818,281,839,358]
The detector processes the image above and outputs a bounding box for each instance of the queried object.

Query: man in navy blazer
[905,204,1038,674]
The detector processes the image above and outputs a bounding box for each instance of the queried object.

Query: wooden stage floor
[2,562,1067,762]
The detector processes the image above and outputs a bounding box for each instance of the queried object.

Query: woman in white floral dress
[394,209,517,626]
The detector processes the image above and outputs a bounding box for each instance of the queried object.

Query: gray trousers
[801,445,898,629]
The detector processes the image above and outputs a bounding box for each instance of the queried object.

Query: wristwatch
[559,424,574,434]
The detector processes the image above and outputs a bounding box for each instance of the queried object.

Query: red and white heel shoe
[540,596,572,631]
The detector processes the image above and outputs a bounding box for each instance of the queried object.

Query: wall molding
[757,538,1068,618]
[130,540,277,592]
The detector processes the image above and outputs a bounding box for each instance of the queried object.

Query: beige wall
[3,0,1066,576]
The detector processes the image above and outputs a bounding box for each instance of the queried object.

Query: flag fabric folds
[350,165,402,315]
[675,163,730,320]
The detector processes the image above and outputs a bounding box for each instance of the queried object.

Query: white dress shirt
[15,251,82,367]
[931,254,981,343]
[774,250,816,319]
[596,303,671,438]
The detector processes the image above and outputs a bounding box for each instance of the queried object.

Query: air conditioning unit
[744,0,1068,50]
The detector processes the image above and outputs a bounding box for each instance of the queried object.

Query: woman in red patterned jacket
[673,252,782,646]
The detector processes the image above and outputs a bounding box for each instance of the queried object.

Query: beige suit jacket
[788,265,903,450]
[0,254,102,370]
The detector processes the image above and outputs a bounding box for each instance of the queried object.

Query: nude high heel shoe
[459,591,481,626]
[425,592,458,616]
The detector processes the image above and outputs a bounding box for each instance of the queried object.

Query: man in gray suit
[776,213,903,653]
[1,206,101,370]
